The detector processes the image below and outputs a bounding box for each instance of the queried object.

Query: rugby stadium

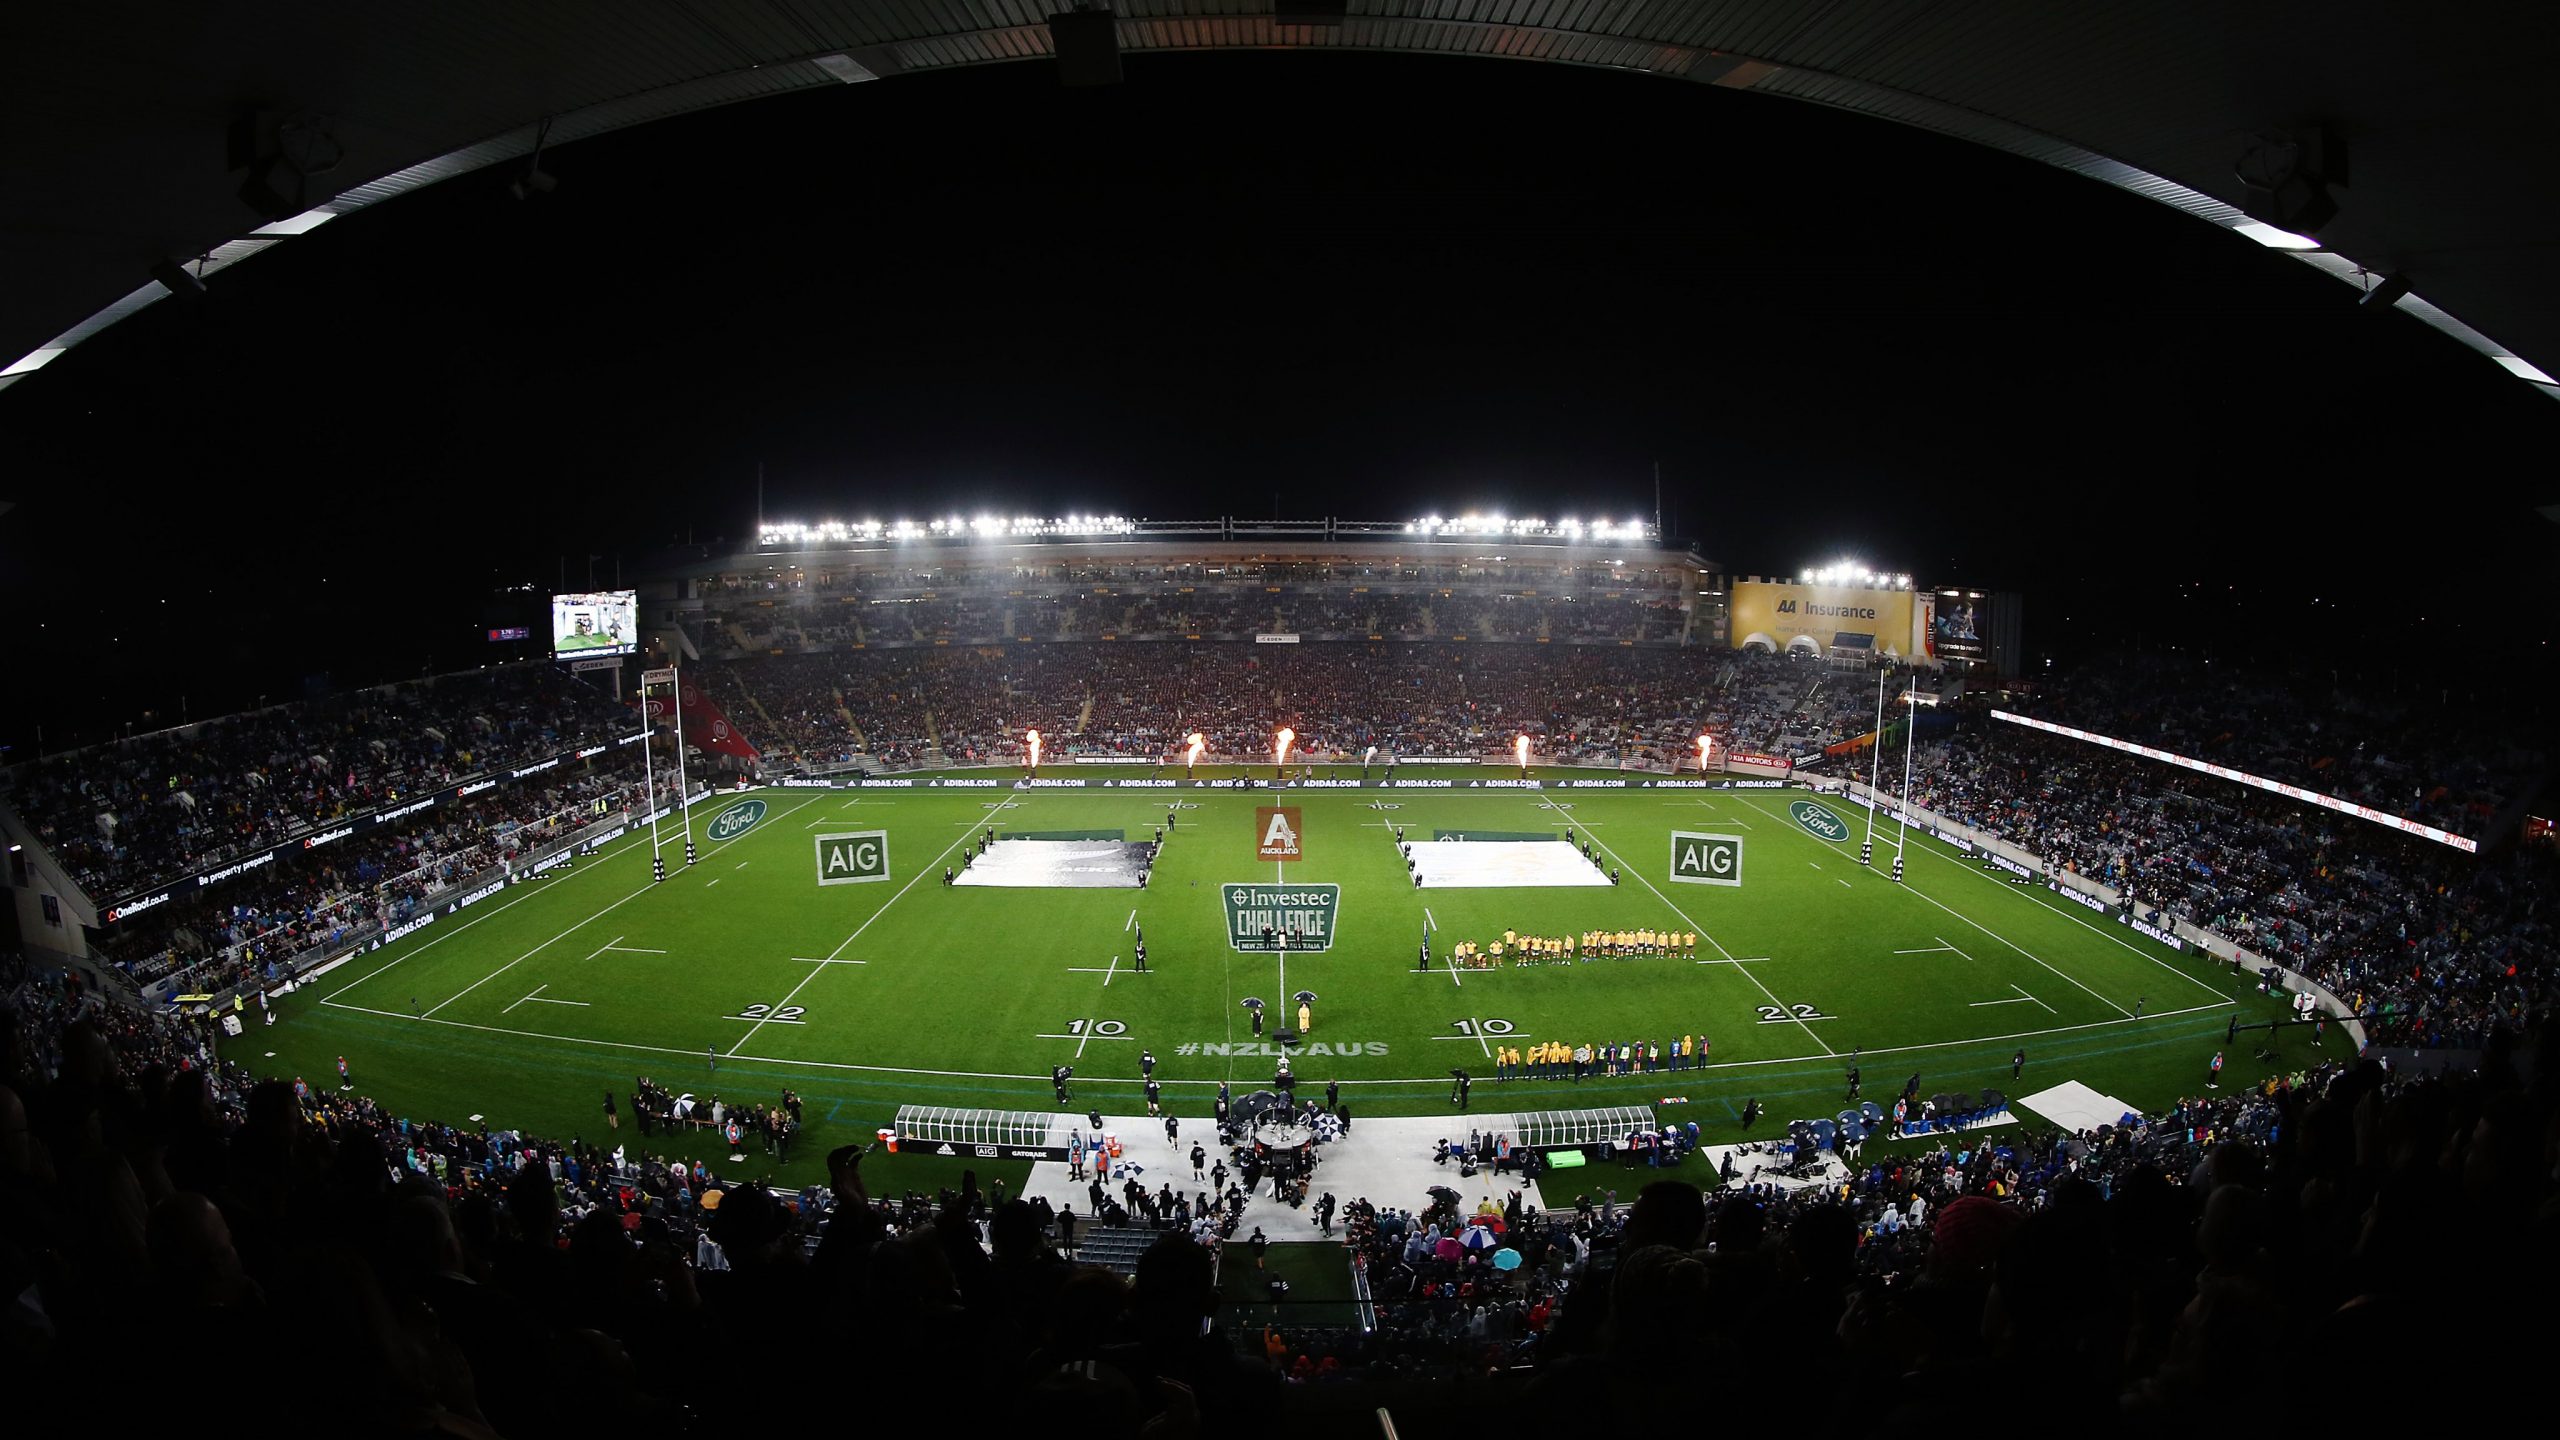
[5,7,2557,1434]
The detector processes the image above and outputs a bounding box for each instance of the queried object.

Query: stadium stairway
[831,688,865,749]
[733,676,779,735]
[1059,1222,1163,1275]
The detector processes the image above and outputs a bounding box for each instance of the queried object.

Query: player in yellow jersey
[1684,931,1698,959]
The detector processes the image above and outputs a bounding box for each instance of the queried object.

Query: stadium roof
[6,2,2558,405]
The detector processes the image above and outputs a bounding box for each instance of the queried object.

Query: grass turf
[230,770,2344,1191]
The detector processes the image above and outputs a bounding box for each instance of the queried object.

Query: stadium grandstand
[12,0,2560,1423]
[2,510,2553,1436]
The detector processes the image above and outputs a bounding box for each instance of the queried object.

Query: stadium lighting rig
[759,514,1139,547]
[1402,514,1652,542]
[1803,560,1913,590]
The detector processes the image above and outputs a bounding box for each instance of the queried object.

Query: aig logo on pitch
[1669,831,1744,887]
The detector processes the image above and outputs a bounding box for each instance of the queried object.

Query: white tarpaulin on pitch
[1405,839,1611,888]
[954,839,1153,889]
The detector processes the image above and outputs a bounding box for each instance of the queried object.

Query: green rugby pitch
[233,771,2343,1186]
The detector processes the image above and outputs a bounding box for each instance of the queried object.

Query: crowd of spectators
[1908,709,2553,1049]
[104,761,653,1002]
[5,666,630,901]
[705,644,1890,773]
[2032,652,2541,832]
[6,943,2539,1432]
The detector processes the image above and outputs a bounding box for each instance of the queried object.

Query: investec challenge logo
[1223,881,1340,952]
[1787,799,1851,843]
[706,798,768,841]
[1255,805,1304,862]
[1669,831,1744,887]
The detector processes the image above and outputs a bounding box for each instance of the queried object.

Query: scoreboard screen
[551,591,637,659]
[1929,591,1993,663]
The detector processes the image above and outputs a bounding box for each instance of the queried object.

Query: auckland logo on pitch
[707,798,768,841]
[1787,799,1850,842]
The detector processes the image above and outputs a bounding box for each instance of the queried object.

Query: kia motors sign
[1255,806,1304,862]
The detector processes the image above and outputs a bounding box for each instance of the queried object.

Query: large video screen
[1929,591,1992,662]
[551,591,637,658]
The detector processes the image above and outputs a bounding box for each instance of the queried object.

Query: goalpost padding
[1405,839,1611,888]
[955,838,1155,888]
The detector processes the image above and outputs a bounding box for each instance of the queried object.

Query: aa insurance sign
[1669,832,1744,887]
[1224,882,1340,952]
[814,831,891,886]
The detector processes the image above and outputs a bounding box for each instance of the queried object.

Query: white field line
[321,822,658,1003]
[726,796,988,1055]
[1906,833,2231,1001]
[423,790,829,1016]
[1732,792,2136,1019]
[1934,921,2131,1018]
[318,997,2233,1085]
[1568,803,1833,1056]
[2011,984,2057,1014]
[424,881,658,1018]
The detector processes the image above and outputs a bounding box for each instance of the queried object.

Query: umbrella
[698,1188,723,1211]
[1434,1236,1464,1262]
[1462,1225,1498,1252]
[1491,1247,1522,1271]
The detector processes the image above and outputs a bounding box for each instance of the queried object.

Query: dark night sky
[3,52,2555,752]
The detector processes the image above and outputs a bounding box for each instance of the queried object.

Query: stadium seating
[0,949,2525,1429]
[5,665,630,900]
[1910,705,2549,1050]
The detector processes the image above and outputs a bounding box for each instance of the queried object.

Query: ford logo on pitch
[707,799,768,840]
[1787,799,1850,842]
